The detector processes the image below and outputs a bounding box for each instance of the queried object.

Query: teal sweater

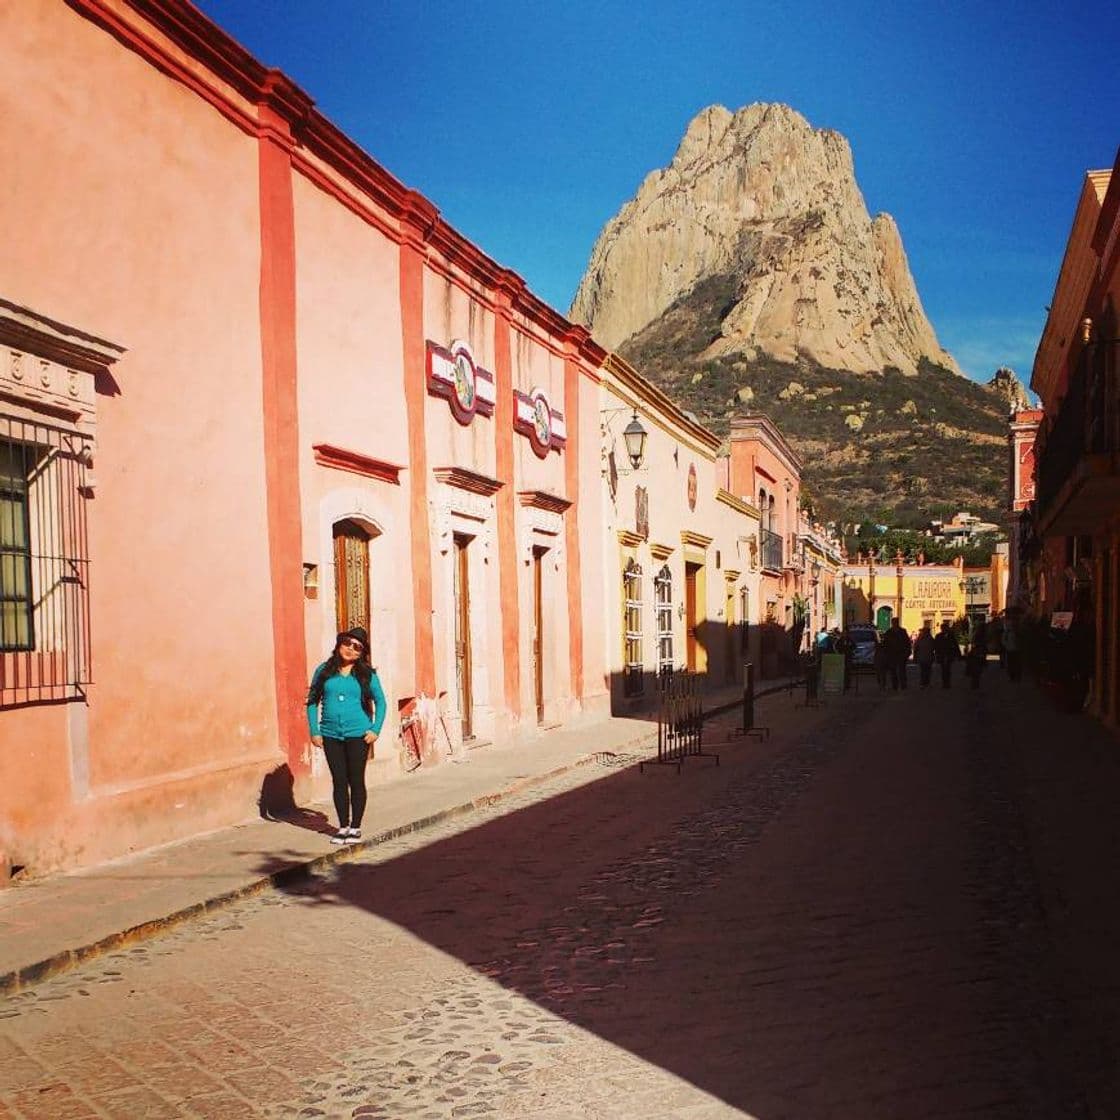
[306,664,387,739]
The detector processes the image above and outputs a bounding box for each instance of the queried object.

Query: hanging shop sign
[426,340,496,426]
[513,387,566,457]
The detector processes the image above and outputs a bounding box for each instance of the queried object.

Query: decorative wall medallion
[426,339,496,425]
[10,351,23,380]
[687,463,698,511]
[513,387,566,458]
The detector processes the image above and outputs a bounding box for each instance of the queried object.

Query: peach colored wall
[510,325,572,725]
[422,264,503,745]
[576,374,609,712]
[0,0,615,872]
[1,0,278,870]
[291,170,413,746]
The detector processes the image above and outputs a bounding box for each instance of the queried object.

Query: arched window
[655,564,673,676]
[333,519,371,635]
[623,558,643,696]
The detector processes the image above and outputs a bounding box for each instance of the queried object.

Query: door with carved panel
[333,520,370,636]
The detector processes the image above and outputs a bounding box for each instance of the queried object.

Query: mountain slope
[569,103,1013,525]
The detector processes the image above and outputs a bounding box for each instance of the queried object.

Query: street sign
[821,653,845,692]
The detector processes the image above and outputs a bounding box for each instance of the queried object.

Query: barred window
[655,564,673,676]
[623,558,643,696]
[0,415,92,704]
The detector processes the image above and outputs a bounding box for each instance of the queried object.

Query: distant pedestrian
[873,636,890,690]
[306,626,387,845]
[836,630,854,692]
[1002,613,1023,682]
[914,622,935,688]
[966,619,989,690]
[934,621,961,689]
[882,617,912,690]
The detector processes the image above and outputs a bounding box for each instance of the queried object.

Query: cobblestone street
[3,672,1119,1119]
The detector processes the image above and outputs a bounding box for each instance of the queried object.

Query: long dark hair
[307,638,376,717]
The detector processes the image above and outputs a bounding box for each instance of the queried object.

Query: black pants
[323,737,370,829]
[891,661,908,690]
[939,660,953,688]
[919,662,933,687]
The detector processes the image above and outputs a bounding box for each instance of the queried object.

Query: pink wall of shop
[0,0,608,876]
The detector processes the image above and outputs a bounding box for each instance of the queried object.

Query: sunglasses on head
[341,638,365,651]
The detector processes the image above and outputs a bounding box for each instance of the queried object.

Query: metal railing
[759,527,783,571]
[642,670,719,772]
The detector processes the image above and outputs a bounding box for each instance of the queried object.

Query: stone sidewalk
[0,677,799,997]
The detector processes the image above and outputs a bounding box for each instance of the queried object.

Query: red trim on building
[494,294,521,718]
[257,105,308,773]
[563,349,583,700]
[400,230,435,695]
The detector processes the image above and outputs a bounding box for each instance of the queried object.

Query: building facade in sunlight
[1029,149,1120,729]
[0,0,837,877]
[724,415,843,675]
[0,0,621,875]
[598,354,763,712]
[1008,407,1044,608]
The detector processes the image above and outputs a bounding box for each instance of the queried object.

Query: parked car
[847,624,879,666]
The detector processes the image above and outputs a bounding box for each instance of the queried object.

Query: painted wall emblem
[687,463,698,511]
[635,485,649,540]
[426,340,496,425]
[514,387,566,458]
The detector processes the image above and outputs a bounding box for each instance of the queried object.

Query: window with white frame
[655,564,673,676]
[623,558,643,695]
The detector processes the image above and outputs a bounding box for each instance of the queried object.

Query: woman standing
[306,626,387,845]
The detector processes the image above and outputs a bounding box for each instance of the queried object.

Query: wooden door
[725,583,736,681]
[333,520,369,634]
[533,547,545,722]
[685,563,699,672]
[453,535,473,740]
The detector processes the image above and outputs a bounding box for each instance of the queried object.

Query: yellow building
[842,560,967,636]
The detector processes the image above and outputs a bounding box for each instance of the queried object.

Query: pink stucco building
[1,0,615,876]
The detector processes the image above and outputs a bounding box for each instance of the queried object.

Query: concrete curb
[0,740,652,999]
[0,690,787,999]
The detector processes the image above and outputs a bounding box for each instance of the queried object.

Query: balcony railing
[760,527,783,571]
[1037,340,1119,516]
[785,533,805,572]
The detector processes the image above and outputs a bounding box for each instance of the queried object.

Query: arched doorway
[875,604,893,632]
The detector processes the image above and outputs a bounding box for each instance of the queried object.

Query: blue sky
[196,0,1119,386]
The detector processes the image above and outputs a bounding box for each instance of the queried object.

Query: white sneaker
[344,829,362,845]
[330,829,349,845]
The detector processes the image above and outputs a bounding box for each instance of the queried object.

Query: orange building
[727,414,822,676]
[0,0,616,875]
[1030,147,1120,729]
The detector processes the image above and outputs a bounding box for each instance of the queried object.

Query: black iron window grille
[0,413,92,704]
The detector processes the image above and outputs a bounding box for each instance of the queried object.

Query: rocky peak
[986,366,1031,414]
[570,103,959,378]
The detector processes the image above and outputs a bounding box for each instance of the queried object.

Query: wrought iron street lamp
[622,411,648,470]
